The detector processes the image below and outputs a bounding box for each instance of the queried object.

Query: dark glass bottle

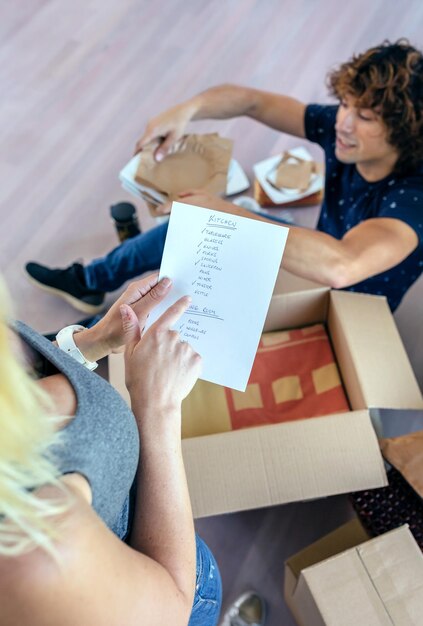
[110,202,141,242]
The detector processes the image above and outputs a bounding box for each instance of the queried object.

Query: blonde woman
[0,273,221,626]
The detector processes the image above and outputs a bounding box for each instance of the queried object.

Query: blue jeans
[83,212,291,293]
[189,535,222,626]
[84,222,169,292]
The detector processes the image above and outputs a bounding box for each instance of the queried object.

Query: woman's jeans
[189,535,222,626]
[84,222,169,292]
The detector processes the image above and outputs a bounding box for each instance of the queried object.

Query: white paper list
[146,202,289,391]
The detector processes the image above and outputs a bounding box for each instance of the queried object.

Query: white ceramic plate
[226,158,250,195]
[119,154,250,203]
[253,146,324,205]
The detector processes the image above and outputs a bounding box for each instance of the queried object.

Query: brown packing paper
[380,430,423,497]
[135,133,233,200]
[272,151,314,191]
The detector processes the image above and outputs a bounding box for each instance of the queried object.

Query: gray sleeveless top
[15,321,139,539]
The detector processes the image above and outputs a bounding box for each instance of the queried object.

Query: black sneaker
[25,262,105,314]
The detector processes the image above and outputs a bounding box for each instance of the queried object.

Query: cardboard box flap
[284,519,370,626]
[297,549,393,625]
[297,526,423,626]
[265,271,329,332]
[182,410,387,518]
[286,518,369,578]
[328,291,423,411]
[356,525,423,624]
[273,269,329,295]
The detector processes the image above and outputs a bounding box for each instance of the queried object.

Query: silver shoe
[220,591,266,626]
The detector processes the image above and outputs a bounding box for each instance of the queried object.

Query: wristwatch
[55,324,98,371]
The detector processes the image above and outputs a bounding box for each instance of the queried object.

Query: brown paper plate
[272,152,314,191]
[135,133,233,199]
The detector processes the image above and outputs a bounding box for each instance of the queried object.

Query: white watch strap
[55,325,98,371]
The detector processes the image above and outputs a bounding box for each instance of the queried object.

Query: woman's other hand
[121,297,202,416]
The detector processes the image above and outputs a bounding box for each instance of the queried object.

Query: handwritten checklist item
[147,201,289,391]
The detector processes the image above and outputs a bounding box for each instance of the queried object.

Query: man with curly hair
[27,40,423,313]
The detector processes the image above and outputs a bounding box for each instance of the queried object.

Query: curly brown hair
[328,39,423,175]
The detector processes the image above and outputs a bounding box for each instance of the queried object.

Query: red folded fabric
[225,324,350,430]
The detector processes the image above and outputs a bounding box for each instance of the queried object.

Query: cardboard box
[284,520,423,625]
[109,273,423,518]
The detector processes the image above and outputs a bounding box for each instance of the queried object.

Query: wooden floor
[1,1,422,624]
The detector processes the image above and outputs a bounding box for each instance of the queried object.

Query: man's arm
[136,84,306,159]
[190,85,306,136]
[281,217,419,288]
[170,191,419,288]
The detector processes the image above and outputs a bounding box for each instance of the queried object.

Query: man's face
[335,94,398,169]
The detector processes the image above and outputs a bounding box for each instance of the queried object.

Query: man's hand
[157,188,244,217]
[134,101,196,161]
[157,188,270,224]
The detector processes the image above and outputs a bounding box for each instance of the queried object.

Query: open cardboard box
[108,271,423,518]
[284,519,423,625]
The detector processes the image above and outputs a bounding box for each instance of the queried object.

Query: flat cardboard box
[284,521,423,625]
[108,273,423,518]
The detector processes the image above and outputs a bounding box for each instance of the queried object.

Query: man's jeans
[189,535,222,626]
[84,222,169,292]
[83,211,292,294]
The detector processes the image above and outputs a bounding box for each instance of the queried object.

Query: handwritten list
[146,202,289,391]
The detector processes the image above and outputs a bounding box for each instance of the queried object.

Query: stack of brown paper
[255,151,324,208]
[273,152,314,191]
[380,430,423,497]
[135,134,233,211]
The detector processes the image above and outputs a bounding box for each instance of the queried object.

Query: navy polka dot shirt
[305,104,423,311]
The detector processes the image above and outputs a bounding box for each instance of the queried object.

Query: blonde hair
[0,277,69,557]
